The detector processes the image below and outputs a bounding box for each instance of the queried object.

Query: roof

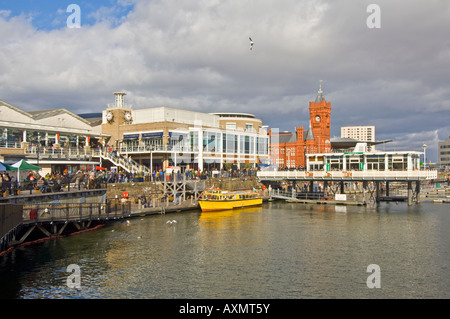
[210,112,256,119]
[27,108,94,126]
[78,113,103,125]
[330,137,392,149]
[315,86,325,103]
[270,132,297,144]
[0,99,34,119]
[305,122,315,140]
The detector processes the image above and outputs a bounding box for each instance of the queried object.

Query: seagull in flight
[249,37,254,50]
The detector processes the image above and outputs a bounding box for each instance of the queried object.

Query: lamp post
[422,143,427,170]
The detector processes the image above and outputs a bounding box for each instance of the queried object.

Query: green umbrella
[0,161,18,171]
[12,160,42,171]
[12,160,42,183]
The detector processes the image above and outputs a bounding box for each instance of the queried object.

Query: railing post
[106,202,110,219]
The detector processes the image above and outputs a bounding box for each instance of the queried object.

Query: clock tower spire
[309,81,331,153]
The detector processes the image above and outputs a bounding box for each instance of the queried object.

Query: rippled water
[1,201,449,299]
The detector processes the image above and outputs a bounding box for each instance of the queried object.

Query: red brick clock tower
[309,82,331,153]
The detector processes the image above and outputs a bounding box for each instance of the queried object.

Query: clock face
[124,112,132,121]
[106,112,113,122]
[315,115,321,122]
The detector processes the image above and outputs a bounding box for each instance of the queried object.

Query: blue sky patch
[0,0,135,30]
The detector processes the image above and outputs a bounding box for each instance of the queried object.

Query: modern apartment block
[341,126,375,151]
[438,136,450,168]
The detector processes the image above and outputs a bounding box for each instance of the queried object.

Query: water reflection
[1,202,449,298]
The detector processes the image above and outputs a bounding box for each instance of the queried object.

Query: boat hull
[199,198,263,212]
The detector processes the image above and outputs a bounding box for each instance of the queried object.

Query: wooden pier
[269,190,365,206]
[258,169,439,206]
[0,198,201,256]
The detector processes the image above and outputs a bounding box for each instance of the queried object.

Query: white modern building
[1,92,271,175]
[100,92,270,172]
[0,99,107,175]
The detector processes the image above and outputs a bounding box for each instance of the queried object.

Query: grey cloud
[0,0,449,162]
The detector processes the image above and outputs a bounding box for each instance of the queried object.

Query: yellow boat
[198,188,263,212]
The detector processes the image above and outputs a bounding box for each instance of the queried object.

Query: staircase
[99,150,151,174]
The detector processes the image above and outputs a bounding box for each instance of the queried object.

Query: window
[245,136,250,154]
[226,123,236,130]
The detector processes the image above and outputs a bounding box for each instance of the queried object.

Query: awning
[123,134,139,140]
[142,132,163,138]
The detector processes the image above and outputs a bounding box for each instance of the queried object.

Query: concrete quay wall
[105,177,263,202]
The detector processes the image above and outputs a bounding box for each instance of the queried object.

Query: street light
[422,143,427,170]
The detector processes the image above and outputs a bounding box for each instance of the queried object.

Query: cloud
[0,0,449,162]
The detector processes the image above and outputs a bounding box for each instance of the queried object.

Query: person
[75,170,84,189]
[53,174,62,192]
[87,171,96,189]
[37,177,48,193]
[141,196,147,208]
[0,173,5,196]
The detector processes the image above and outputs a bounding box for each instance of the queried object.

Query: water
[1,201,449,299]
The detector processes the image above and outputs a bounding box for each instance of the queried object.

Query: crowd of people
[1,166,259,196]
[1,172,19,196]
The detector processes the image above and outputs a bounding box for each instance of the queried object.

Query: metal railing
[0,142,22,149]
[1,178,107,198]
[22,202,131,223]
[269,189,325,200]
[99,150,150,173]
[258,169,439,180]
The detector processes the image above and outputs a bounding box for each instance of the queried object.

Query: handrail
[22,202,132,223]
[99,150,151,173]
[257,169,439,180]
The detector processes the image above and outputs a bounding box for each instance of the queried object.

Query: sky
[0,0,449,162]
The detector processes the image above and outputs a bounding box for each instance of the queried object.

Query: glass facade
[0,127,93,149]
[317,152,421,172]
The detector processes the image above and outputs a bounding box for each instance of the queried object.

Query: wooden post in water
[362,181,368,204]
[415,181,421,204]
[375,181,380,203]
[407,181,413,206]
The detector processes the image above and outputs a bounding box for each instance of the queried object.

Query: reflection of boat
[198,188,263,212]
